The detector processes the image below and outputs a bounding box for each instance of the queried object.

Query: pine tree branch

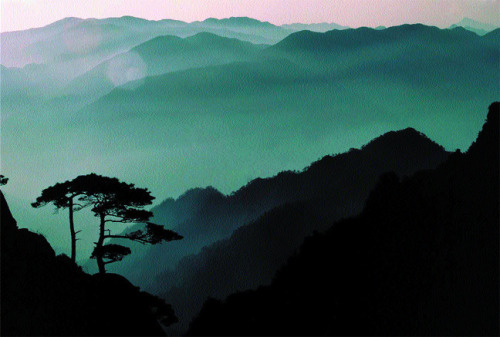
[103,234,148,245]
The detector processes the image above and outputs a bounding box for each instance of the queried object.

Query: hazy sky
[1,0,498,32]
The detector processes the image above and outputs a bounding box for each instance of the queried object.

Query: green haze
[1,22,498,260]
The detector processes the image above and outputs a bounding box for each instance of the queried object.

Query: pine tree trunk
[68,197,76,263]
[96,213,106,274]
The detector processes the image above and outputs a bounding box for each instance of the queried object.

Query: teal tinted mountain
[270,24,496,80]
[2,23,498,266]
[186,103,499,336]
[449,17,498,35]
[62,32,264,103]
[98,126,449,334]
[0,17,192,96]
[192,17,288,44]
[1,15,347,68]
[80,25,498,154]
[281,22,349,32]
[0,16,348,99]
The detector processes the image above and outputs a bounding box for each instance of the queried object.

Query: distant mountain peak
[280,22,349,32]
[361,127,445,154]
[450,17,498,35]
[202,17,277,28]
[458,17,497,28]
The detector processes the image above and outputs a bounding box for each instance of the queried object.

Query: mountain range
[186,102,499,336]
[3,16,499,284]
[3,100,496,335]
[1,16,499,336]
[449,17,499,35]
[100,126,451,334]
[4,21,497,249]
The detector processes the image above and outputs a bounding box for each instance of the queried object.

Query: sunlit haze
[1,0,499,32]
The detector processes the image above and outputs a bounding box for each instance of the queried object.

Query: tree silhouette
[32,178,92,263]
[77,174,183,274]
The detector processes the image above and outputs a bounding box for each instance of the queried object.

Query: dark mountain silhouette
[186,103,499,336]
[1,190,176,336]
[100,186,234,283]
[102,127,451,334]
[153,187,226,235]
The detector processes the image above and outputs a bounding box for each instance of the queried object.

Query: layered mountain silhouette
[100,125,451,334]
[62,32,265,104]
[281,22,349,32]
[186,102,499,336]
[1,190,176,336]
[3,15,499,337]
[1,16,288,101]
[76,24,498,152]
[3,24,498,230]
[449,17,498,36]
[0,16,282,67]
[269,24,498,86]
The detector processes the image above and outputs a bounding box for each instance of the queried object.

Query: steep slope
[0,190,176,336]
[108,127,450,334]
[187,102,499,336]
[104,127,449,291]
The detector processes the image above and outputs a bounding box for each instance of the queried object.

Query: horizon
[1,0,498,269]
[1,0,498,33]
[1,14,497,34]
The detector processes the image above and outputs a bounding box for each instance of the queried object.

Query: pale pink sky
[1,0,498,32]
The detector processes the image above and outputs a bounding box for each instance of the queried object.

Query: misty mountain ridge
[272,24,484,54]
[1,15,287,99]
[0,15,346,69]
[281,22,349,32]
[449,17,499,35]
[186,103,499,336]
[2,18,498,296]
[70,23,499,161]
[3,11,499,336]
[60,31,264,103]
[200,17,279,29]
[97,125,450,334]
